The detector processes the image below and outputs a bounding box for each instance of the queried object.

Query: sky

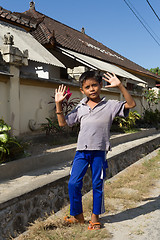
[1,0,160,70]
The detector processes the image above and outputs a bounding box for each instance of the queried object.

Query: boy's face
[80,78,102,101]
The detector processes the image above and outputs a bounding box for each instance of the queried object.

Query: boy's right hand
[55,84,68,103]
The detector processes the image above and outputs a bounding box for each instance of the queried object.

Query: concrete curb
[107,147,160,182]
[110,128,159,147]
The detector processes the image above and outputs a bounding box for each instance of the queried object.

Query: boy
[55,71,136,229]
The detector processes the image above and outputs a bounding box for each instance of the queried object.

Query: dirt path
[101,180,160,240]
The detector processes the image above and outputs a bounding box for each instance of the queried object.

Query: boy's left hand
[103,72,122,88]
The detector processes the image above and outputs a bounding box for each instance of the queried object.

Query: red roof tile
[0,6,38,29]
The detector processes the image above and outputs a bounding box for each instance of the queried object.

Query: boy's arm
[103,72,136,109]
[55,85,67,127]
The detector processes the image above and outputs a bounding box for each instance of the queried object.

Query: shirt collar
[80,96,106,105]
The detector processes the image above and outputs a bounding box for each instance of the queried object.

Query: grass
[16,149,160,240]
[16,217,111,240]
[123,128,140,133]
[104,149,160,210]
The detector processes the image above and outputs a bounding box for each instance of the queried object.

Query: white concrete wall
[20,84,55,133]
[101,89,120,101]
[19,83,83,133]
[1,73,159,135]
[133,96,144,114]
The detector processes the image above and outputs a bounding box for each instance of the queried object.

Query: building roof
[0,6,39,30]
[0,22,65,68]
[1,4,159,81]
[60,47,146,84]
[15,7,160,81]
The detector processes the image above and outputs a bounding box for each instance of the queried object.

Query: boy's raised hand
[103,72,121,88]
[55,84,68,103]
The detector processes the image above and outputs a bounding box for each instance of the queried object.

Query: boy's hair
[79,70,102,88]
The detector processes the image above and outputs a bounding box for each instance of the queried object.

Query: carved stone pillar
[8,65,20,136]
[0,33,28,136]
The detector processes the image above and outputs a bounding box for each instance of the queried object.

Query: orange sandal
[64,216,79,224]
[88,220,101,230]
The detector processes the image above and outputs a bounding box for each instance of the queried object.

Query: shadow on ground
[101,195,160,224]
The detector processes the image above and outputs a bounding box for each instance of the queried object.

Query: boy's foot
[64,216,79,224]
[64,215,85,224]
[88,221,101,230]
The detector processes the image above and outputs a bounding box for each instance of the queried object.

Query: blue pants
[68,150,108,216]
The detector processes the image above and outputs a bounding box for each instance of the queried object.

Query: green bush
[0,119,24,163]
[137,109,160,128]
[111,111,141,132]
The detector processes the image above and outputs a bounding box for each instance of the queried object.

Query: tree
[148,67,160,75]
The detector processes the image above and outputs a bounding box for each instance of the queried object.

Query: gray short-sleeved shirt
[65,97,129,151]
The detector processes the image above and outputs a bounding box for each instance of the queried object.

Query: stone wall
[0,136,159,240]
[0,172,92,240]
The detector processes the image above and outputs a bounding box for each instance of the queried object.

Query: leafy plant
[42,117,63,135]
[44,88,80,135]
[111,111,141,132]
[143,88,160,110]
[137,109,160,129]
[126,111,141,129]
[137,87,160,128]
[0,119,23,163]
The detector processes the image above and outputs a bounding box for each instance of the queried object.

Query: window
[127,82,134,91]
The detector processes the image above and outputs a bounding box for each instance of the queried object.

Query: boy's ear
[100,81,103,88]
[80,88,84,94]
